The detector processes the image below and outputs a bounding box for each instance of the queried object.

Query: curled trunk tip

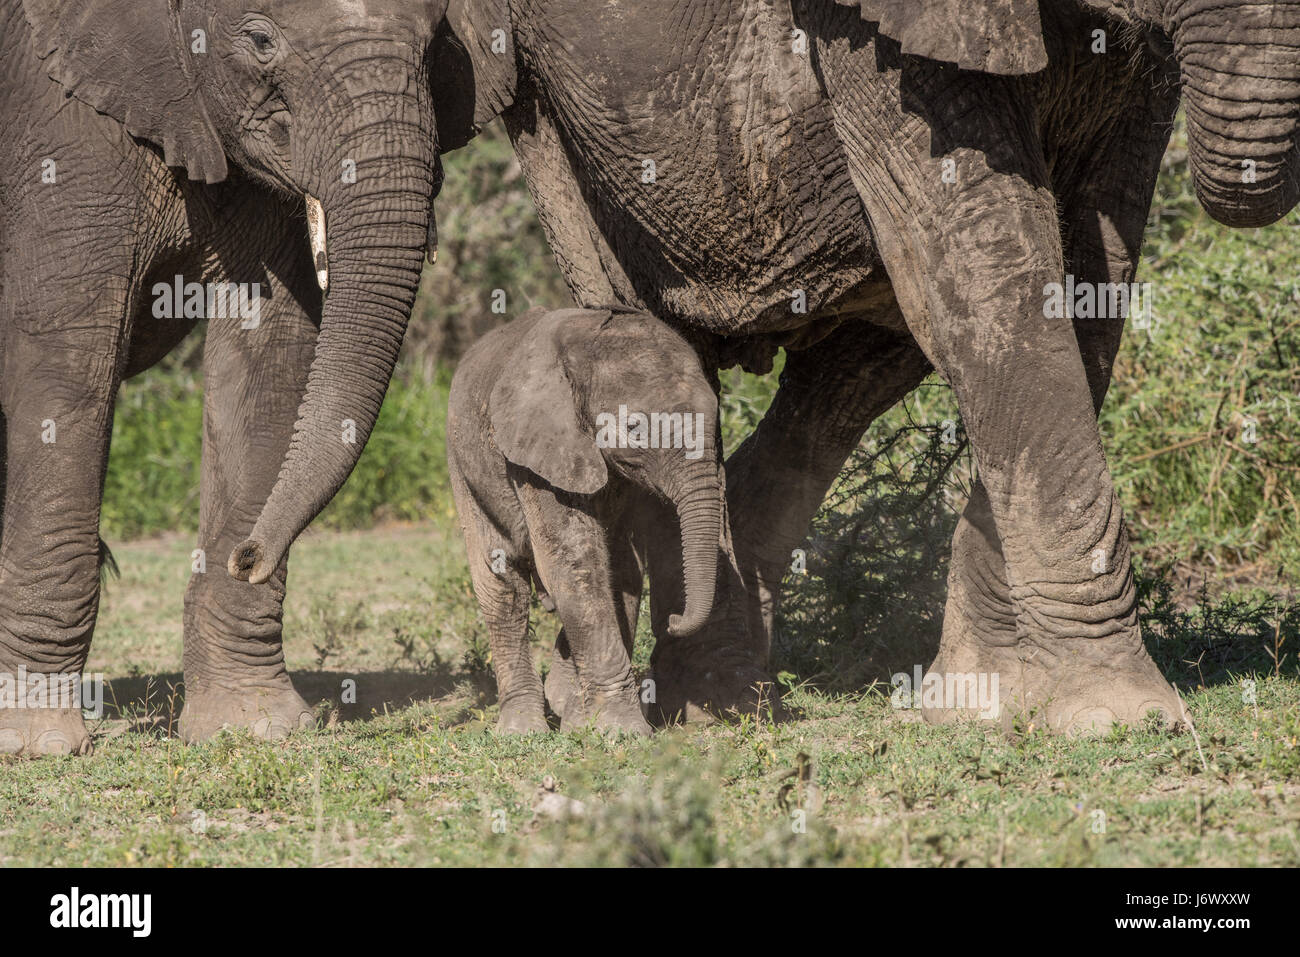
[228,539,275,585]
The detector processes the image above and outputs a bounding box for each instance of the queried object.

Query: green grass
[0,517,1294,867]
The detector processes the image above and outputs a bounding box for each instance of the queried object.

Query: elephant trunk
[229,87,437,584]
[666,457,724,639]
[1174,1,1300,227]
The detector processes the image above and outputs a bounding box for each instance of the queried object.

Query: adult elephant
[0,0,448,754]
[431,0,1300,733]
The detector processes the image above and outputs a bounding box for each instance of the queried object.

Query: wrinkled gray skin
[429,0,1300,733]
[448,306,724,735]
[0,0,446,754]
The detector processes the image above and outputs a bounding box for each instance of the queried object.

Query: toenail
[33,731,72,755]
[252,716,288,739]
[1067,707,1116,735]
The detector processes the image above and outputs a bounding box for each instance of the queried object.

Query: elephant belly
[524,0,880,335]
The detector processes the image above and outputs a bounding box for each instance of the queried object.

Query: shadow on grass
[1139,572,1300,689]
[96,667,496,738]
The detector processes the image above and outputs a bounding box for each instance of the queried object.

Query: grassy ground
[1,519,1296,867]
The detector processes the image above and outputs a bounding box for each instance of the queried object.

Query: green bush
[314,366,454,530]
[102,369,203,539]
[775,407,968,691]
[102,366,453,540]
[1105,134,1300,578]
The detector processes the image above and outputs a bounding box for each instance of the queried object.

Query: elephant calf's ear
[489,317,608,496]
[22,0,228,183]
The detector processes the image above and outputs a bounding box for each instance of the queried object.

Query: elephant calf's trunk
[666,463,723,638]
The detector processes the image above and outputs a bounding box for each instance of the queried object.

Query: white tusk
[305,194,328,292]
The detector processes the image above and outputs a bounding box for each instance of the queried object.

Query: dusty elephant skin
[448,306,725,735]
[0,0,448,754]
[430,0,1300,732]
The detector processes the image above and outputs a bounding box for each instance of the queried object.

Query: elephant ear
[22,0,227,182]
[489,310,610,496]
[431,0,518,152]
[838,0,1048,75]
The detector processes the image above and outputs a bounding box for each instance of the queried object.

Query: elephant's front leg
[0,311,126,756]
[178,260,320,743]
[917,63,1180,732]
[648,317,931,722]
[811,22,1181,734]
[545,521,644,729]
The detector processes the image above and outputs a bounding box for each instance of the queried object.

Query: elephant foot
[497,698,549,734]
[0,706,93,757]
[1010,641,1184,736]
[921,623,1183,736]
[919,621,1020,727]
[543,651,583,727]
[542,645,648,733]
[648,639,776,726]
[543,655,650,734]
[586,695,652,736]
[178,683,315,743]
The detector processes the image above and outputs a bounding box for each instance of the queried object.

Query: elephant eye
[249,31,275,55]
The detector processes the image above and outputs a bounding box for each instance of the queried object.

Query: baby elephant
[448,306,724,734]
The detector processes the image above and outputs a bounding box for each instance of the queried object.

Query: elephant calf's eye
[249,31,274,55]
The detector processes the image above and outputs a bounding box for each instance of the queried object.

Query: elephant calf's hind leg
[470,558,547,734]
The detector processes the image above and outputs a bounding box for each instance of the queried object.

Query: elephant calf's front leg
[518,484,650,735]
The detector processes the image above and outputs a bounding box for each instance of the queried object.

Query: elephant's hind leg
[647,316,930,724]
[449,456,547,734]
